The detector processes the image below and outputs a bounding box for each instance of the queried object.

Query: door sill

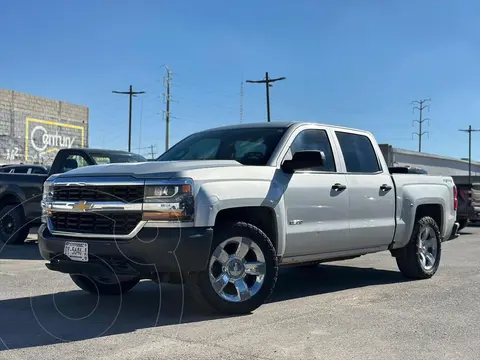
[280,245,389,265]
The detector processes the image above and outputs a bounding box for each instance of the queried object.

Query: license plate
[64,241,88,262]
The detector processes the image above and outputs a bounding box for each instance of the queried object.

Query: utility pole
[138,145,157,160]
[163,66,172,152]
[412,98,431,152]
[459,125,480,184]
[112,85,145,152]
[149,144,156,159]
[246,72,286,122]
[138,98,143,152]
[240,74,244,123]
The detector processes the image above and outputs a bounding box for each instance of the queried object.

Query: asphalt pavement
[0,227,479,360]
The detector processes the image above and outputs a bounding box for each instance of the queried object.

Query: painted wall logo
[30,125,76,152]
[25,117,85,161]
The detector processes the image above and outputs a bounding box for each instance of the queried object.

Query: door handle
[380,184,392,191]
[332,183,347,191]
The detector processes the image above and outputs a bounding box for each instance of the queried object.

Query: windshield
[90,152,147,164]
[157,127,287,165]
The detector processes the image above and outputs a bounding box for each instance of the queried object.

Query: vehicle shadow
[0,264,407,351]
[458,224,479,235]
[269,264,408,303]
[0,227,42,260]
[0,242,43,260]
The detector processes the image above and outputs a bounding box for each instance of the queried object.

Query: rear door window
[335,131,381,173]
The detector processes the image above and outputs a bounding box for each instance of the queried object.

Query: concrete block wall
[0,89,89,164]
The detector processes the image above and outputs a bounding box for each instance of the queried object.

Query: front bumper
[445,222,460,242]
[38,224,213,278]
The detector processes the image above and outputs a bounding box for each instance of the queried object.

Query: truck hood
[54,160,243,179]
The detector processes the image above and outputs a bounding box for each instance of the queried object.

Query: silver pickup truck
[38,122,459,315]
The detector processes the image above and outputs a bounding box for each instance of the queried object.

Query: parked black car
[0,148,147,245]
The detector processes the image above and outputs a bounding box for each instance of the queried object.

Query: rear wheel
[0,204,30,245]
[70,274,140,295]
[188,221,278,315]
[395,216,441,279]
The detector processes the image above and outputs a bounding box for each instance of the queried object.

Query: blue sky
[1,0,480,159]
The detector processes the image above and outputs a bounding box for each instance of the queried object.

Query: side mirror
[281,150,326,173]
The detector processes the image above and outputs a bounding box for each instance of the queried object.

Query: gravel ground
[0,227,479,360]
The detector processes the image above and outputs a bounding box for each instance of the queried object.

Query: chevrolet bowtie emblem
[72,201,93,212]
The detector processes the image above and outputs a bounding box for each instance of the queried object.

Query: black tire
[0,204,30,245]
[458,219,468,231]
[188,221,279,315]
[70,274,140,295]
[395,216,441,279]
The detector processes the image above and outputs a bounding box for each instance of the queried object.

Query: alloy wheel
[208,236,266,303]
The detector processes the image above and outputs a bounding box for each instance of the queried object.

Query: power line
[411,98,431,152]
[163,66,172,152]
[112,85,146,152]
[459,125,480,184]
[246,72,286,122]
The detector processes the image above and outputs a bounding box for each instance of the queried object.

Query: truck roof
[59,148,139,155]
[201,121,371,134]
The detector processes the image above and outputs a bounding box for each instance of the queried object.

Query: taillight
[453,185,458,211]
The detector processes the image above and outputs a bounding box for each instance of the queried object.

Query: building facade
[0,89,89,165]
[379,144,480,178]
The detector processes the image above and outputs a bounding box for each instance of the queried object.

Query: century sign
[25,117,85,161]
[30,125,77,151]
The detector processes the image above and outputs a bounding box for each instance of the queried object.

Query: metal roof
[389,146,480,166]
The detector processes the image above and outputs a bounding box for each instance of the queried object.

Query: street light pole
[246,72,286,122]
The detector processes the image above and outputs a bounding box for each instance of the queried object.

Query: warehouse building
[379,143,480,179]
[0,89,89,165]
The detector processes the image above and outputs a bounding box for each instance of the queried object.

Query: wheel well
[214,207,278,250]
[415,204,443,231]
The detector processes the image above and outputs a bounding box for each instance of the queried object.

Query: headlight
[41,181,54,223]
[42,181,54,201]
[142,181,194,222]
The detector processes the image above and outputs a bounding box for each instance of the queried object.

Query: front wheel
[70,274,140,295]
[188,221,279,315]
[395,216,441,279]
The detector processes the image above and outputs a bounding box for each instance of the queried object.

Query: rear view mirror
[281,150,326,173]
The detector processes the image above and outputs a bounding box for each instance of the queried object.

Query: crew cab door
[281,126,350,257]
[333,130,396,249]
